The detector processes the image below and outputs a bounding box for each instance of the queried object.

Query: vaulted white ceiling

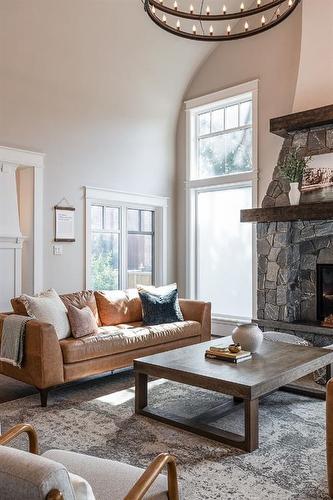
[0,0,217,290]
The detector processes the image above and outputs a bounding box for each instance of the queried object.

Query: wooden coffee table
[134,337,333,452]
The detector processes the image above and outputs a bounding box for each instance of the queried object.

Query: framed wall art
[54,203,75,242]
[301,153,333,204]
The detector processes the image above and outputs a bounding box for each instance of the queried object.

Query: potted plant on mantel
[279,148,312,205]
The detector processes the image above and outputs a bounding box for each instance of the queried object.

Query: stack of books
[205,345,252,363]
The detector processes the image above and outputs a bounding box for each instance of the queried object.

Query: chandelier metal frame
[144,0,302,41]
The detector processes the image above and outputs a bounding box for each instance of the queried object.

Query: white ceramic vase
[289,182,301,205]
[232,323,263,353]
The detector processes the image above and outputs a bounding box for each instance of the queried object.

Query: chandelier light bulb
[143,0,301,41]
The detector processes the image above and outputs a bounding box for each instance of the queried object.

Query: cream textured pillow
[20,288,71,340]
[137,283,177,296]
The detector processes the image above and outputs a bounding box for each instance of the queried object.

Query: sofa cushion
[10,297,29,316]
[61,290,101,326]
[137,283,177,295]
[43,449,168,500]
[60,320,201,364]
[138,288,184,326]
[67,305,99,338]
[19,289,71,340]
[94,289,142,326]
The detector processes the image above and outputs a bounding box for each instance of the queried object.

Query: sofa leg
[39,389,49,407]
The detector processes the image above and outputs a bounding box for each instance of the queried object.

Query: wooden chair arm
[46,490,64,500]
[0,423,39,454]
[124,453,179,500]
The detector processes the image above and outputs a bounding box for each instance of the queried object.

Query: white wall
[0,0,214,293]
[176,5,302,295]
[293,0,333,111]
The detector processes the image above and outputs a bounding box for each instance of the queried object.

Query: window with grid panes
[90,205,155,291]
[196,99,252,179]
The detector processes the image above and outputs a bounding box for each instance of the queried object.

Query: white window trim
[85,187,168,290]
[184,80,259,327]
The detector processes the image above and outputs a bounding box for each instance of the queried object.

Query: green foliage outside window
[91,252,118,290]
[91,233,118,290]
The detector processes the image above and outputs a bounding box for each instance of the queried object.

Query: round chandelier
[143,0,301,41]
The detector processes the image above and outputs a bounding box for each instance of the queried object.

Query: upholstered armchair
[0,423,179,500]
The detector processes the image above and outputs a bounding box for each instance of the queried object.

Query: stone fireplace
[317,264,333,322]
[241,104,333,347]
[257,219,333,324]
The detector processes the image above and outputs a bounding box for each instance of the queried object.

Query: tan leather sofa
[0,290,211,407]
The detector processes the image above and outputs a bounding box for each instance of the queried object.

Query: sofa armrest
[0,314,64,389]
[179,300,211,342]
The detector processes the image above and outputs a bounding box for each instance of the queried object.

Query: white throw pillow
[69,472,96,500]
[137,283,177,296]
[20,288,71,340]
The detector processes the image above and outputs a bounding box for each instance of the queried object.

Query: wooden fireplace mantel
[240,202,333,223]
[270,104,333,138]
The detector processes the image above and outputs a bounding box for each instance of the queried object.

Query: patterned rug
[0,370,329,499]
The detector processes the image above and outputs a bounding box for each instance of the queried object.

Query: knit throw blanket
[0,315,30,368]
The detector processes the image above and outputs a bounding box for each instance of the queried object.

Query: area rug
[0,370,329,499]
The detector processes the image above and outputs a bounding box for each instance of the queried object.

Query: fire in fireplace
[317,264,333,324]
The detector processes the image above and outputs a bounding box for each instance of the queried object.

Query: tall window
[186,81,258,321]
[91,205,120,290]
[127,209,154,288]
[86,189,167,291]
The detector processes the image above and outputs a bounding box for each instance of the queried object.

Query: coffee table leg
[244,399,259,452]
[135,372,148,413]
[327,363,332,383]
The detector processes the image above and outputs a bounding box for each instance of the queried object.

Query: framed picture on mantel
[54,206,75,242]
[301,153,333,204]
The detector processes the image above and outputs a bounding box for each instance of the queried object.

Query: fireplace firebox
[317,264,333,322]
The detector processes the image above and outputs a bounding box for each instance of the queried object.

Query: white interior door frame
[0,146,45,294]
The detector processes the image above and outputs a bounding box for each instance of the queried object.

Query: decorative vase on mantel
[289,182,301,206]
[279,147,312,207]
[232,323,263,353]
